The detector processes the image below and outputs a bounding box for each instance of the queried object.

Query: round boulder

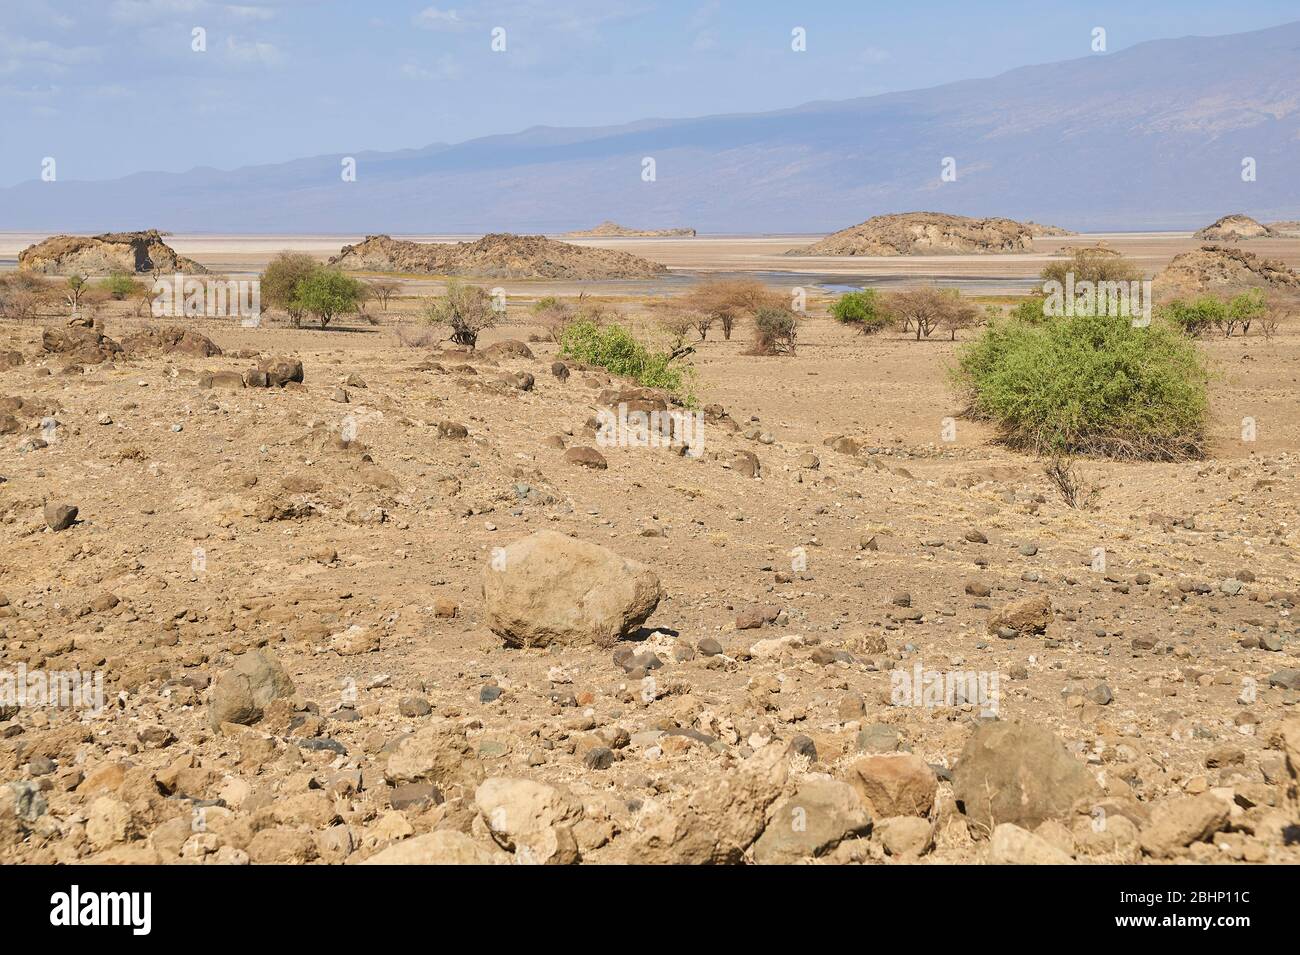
[482,530,661,648]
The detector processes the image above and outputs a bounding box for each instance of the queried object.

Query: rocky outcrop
[1155,245,1300,297]
[329,233,667,279]
[1193,213,1276,241]
[18,230,207,275]
[791,212,1036,256]
[120,326,222,358]
[41,322,123,364]
[1024,221,1075,237]
[565,220,696,238]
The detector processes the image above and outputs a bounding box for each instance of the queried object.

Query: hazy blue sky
[2,0,1296,187]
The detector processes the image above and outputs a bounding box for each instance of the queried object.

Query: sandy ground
[1,275,1298,864]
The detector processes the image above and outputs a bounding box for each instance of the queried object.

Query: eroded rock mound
[1024,221,1075,237]
[792,212,1036,256]
[121,325,222,358]
[481,530,662,648]
[41,323,122,364]
[329,233,667,279]
[1155,245,1300,297]
[565,220,696,238]
[19,230,207,275]
[1193,213,1275,241]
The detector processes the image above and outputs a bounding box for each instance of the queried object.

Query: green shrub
[831,289,891,334]
[1162,291,1265,338]
[291,268,365,328]
[560,319,686,393]
[102,272,138,301]
[751,307,799,355]
[1009,295,1050,325]
[260,252,319,326]
[422,281,498,349]
[953,312,1209,460]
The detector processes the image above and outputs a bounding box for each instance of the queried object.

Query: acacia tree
[292,269,365,328]
[422,281,497,350]
[1041,247,1142,287]
[260,251,318,327]
[65,274,89,314]
[884,287,977,341]
[367,279,399,311]
[683,278,786,341]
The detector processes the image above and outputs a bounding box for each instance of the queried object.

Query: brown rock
[482,530,661,648]
[843,753,937,818]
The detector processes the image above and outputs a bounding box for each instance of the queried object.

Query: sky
[2,0,1297,188]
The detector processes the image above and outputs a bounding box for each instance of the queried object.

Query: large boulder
[207,650,295,729]
[952,722,1102,830]
[987,594,1052,636]
[41,325,122,364]
[482,530,661,648]
[257,357,304,387]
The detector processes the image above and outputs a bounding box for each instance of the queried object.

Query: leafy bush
[1041,248,1142,288]
[831,289,891,334]
[1009,295,1050,325]
[291,268,365,328]
[560,319,685,392]
[261,252,320,327]
[750,307,799,355]
[953,312,1209,460]
[1162,290,1266,338]
[422,281,498,349]
[102,272,138,301]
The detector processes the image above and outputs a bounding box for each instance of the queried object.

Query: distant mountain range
[4,21,1299,234]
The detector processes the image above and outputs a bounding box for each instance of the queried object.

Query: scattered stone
[843,753,936,818]
[752,779,871,864]
[990,823,1073,864]
[987,594,1052,636]
[208,650,295,730]
[43,502,78,532]
[563,446,608,470]
[1139,794,1231,859]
